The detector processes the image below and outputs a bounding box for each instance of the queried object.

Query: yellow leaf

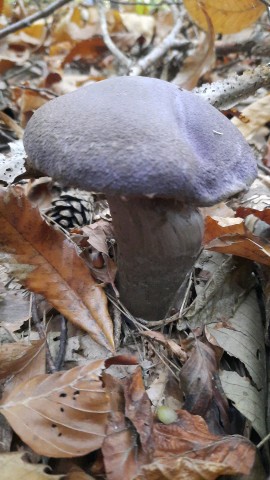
[184,0,265,34]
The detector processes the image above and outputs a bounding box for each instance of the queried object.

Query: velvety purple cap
[23,76,257,206]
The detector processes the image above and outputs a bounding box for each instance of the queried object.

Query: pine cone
[45,189,95,229]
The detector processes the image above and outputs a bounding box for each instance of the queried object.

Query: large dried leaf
[204,215,270,266]
[123,367,154,458]
[0,360,110,457]
[184,251,266,438]
[220,370,267,438]
[0,187,114,352]
[180,338,230,434]
[184,0,265,34]
[0,452,63,479]
[136,457,246,480]
[0,140,26,186]
[103,373,146,480]
[152,410,255,477]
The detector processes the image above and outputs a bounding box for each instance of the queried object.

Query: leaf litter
[0,0,270,478]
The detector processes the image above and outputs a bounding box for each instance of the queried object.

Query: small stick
[0,0,73,40]
[31,294,56,373]
[55,315,68,371]
[97,0,132,69]
[129,18,187,76]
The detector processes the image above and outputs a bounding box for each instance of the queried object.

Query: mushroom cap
[23,76,257,206]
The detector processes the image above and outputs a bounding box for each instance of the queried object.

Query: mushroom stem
[107,196,204,321]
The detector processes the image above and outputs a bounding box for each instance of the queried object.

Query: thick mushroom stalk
[108,196,203,320]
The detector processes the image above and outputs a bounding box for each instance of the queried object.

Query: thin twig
[97,0,132,69]
[194,64,270,110]
[31,294,56,373]
[17,84,59,98]
[112,303,122,349]
[54,315,68,371]
[0,0,73,40]
[129,16,185,76]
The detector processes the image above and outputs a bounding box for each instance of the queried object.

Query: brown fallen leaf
[0,452,63,480]
[123,367,154,459]
[153,409,255,477]
[103,372,147,480]
[184,0,265,34]
[237,206,270,224]
[13,87,52,127]
[62,37,107,66]
[204,215,270,266]
[0,359,110,458]
[82,220,117,286]
[0,338,45,382]
[135,456,245,480]
[0,187,114,352]
[180,338,230,435]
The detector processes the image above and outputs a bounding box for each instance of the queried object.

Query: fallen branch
[97,0,186,75]
[97,0,132,70]
[194,64,270,110]
[0,0,73,40]
[129,18,187,76]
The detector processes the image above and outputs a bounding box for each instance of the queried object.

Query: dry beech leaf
[180,339,230,434]
[15,88,52,128]
[123,367,154,458]
[62,37,107,66]
[0,187,114,352]
[103,373,146,480]
[0,338,45,381]
[174,6,215,89]
[184,0,265,34]
[152,409,255,477]
[237,205,270,224]
[0,359,110,457]
[0,452,63,479]
[204,215,270,266]
[136,457,244,480]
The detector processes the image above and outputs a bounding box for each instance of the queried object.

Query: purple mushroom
[23,76,257,321]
